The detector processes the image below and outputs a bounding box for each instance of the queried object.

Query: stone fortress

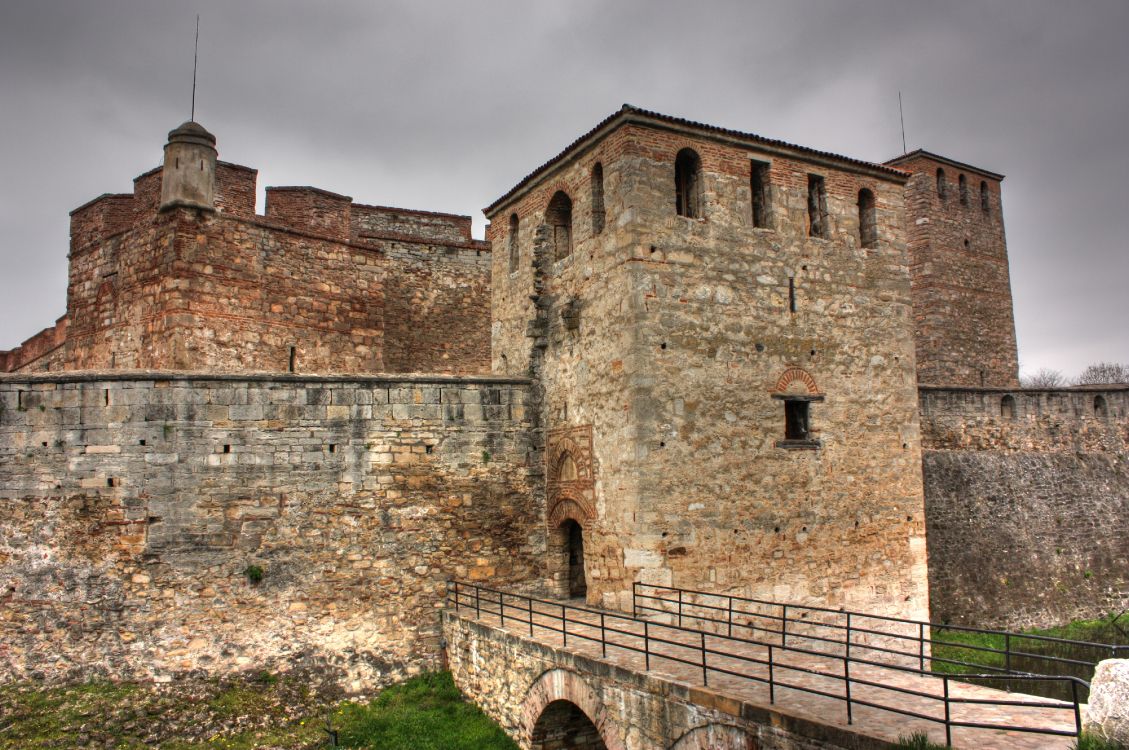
[0,106,1125,692]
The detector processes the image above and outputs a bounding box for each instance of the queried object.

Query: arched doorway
[531,700,608,750]
[562,519,587,599]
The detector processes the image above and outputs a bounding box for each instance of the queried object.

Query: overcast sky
[1,0,1125,379]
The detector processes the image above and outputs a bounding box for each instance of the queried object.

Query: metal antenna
[191,15,200,121]
[898,91,907,155]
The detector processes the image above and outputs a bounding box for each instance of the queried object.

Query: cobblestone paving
[451,593,1079,750]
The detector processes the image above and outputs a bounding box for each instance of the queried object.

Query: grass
[333,672,517,750]
[0,671,516,750]
[930,612,1127,677]
[894,732,946,750]
[1073,733,1128,750]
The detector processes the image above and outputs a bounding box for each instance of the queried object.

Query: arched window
[590,163,605,235]
[674,148,702,218]
[807,174,828,238]
[936,168,947,199]
[959,174,969,206]
[980,181,990,213]
[546,191,573,262]
[1001,394,1016,419]
[507,213,519,273]
[1094,395,1108,418]
[858,188,877,248]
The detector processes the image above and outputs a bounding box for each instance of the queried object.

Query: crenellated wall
[919,386,1129,628]
[0,372,541,690]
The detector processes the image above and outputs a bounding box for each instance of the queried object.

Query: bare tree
[1021,368,1067,388]
[1075,362,1129,385]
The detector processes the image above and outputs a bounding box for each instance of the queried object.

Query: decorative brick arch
[669,724,758,750]
[773,367,820,395]
[547,425,596,528]
[520,668,625,750]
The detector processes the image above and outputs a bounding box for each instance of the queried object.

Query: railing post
[768,644,775,704]
[644,621,650,671]
[919,621,926,671]
[632,582,638,619]
[601,612,607,658]
[499,590,505,629]
[701,632,708,686]
[844,653,852,725]
[562,604,568,648]
[845,612,852,660]
[1005,632,1011,673]
[678,588,683,628]
[728,595,733,638]
[1071,679,1081,738]
[454,581,460,614]
[943,676,952,747]
[781,604,788,647]
[475,586,480,619]
[528,596,534,637]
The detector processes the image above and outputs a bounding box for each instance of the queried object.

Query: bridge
[442,582,1093,750]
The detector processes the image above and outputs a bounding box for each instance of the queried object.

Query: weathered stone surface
[1083,659,1129,744]
[920,386,1129,628]
[0,373,539,692]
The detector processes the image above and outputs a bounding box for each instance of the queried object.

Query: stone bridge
[441,584,1083,750]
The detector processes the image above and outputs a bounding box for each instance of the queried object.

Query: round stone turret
[159,121,217,212]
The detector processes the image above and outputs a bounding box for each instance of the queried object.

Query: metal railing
[448,581,1088,745]
[632,583,1121,685]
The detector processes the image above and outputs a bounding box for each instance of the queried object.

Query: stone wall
[920,386,1129,628]
[4,155,491,377]
[489,109,929,622]
[444,611,884,749]
[0,372,541,692]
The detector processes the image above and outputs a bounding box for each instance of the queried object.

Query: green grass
[333,672,518,750]
[0,671,515,750]
[1073,733,1128,750]
[894,732,946,750]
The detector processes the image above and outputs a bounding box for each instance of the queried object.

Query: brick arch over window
[548,494,593,527]
[773,367,820,395]
[669,724,758,750]
[520,669,625,750]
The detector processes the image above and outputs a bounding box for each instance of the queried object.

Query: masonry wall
[893,154,1019,387]
[490,118,929,621]
[920,386,1129,628]
[0,373,541,691]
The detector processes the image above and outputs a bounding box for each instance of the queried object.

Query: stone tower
[885,151,1019,387]
[159,120,217,212]
[487,106,930,620]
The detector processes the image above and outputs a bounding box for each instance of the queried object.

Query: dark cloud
[1,0,1125,378]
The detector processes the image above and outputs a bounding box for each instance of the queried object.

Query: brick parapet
[0,316,68,373]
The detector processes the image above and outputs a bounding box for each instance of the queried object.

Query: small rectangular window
[807,175,828,238]
[785,400,809,440]
[751,160,770,228]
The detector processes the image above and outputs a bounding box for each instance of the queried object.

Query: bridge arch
[669,723,758,749]
[521,668,624,750]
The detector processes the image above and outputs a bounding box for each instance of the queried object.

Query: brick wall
[920,386,1129,627]
[890,154,1019,387]
[0,372,540,690]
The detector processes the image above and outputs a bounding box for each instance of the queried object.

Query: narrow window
[858,188,877,248]
[807,174,828,238]
[508,213,519,273]
[1001,395,1016,419]
[980,181,990,213]
[590,163,605,235]
[1094,395,1108,418]
[788,277,796,313]
[785,400,810,440]
[546,191,573,262]
[751,160,770,228]
[936,168,946,199]
[288,346,296,373]
[959,174,969,206]
[674,148,702,218]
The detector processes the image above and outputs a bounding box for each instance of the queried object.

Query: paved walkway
[451,592,1078,750]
